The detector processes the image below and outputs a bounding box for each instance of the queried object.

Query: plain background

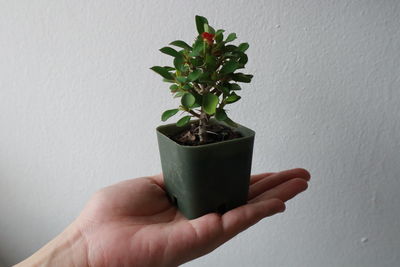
[1,0,399,266]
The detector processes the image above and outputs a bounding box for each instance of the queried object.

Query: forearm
[14,222,88,267]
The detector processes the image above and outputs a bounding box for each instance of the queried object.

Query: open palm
[75,168,310,267]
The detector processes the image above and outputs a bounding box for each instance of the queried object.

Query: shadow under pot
[156,120,255,220]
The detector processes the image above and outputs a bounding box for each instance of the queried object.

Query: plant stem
[198,111,208,144]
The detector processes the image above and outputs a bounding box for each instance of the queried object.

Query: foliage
[151,15,253,141]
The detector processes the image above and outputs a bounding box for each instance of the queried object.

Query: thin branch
[204,85,213,93]
[199,84,206,92]
[193,83,203,94]
[188,109,201,118]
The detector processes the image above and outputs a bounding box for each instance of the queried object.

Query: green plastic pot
[156,119,255,219]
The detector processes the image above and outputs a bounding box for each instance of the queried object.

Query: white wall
[1,0,399,266]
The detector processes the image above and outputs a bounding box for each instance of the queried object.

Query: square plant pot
[156,120,255,219]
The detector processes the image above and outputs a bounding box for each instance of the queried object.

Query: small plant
[151,15,253,144]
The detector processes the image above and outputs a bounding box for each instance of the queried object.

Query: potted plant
[151,15,254,219]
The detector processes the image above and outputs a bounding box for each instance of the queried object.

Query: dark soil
[171,122,242,146]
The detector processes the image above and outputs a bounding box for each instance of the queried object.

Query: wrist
[14,221,88,267]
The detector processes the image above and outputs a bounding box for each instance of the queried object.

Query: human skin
[15,168,310,267]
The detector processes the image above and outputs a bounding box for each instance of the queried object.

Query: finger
[249,178,308,204]
[250,172,275,185]
[248,168,310,200]
[178,213,226,264]
[221,198,285,240]
[189,213,223,244]
[149,173,165,189]
[187,199,285,261]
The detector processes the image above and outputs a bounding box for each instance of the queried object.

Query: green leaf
[161,109,179,122]
[173,54,185,72]
[192,92,203,107]
[174,91,185,98]
[169,40,192,50]
[220,61,240,75]
[237,52,248,65]
[182,84,192,90]
[163,66,175,71]
[225,33,237,43]
[162,78,175,83]
[202,93,219,115]
[204,23,209,33]
[176,76,186,84]
[224,45,238,52]
[181,93,196,108]
[187,69,202,82]
[218,86,230,95]
[229,83,241,90]
[169,84,179,92]
[225,92,241,104]
[207,25,216,34]
[215,29,224,42]
[159,47,180,57]
[205,54,217,70]
[215,109,228,121]
[195,15,209,34]
[232,73,253,83]
[198,71,212,83]
[224,117,238,127]
[189,39,204,57]
[222,52,235,60]
[177,115,191,127]
[211,72,218,81]
[238,43,249,52]
[150,66,174,80]
[190,57,203,67]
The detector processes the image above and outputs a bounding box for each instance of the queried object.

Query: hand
[16,168,310,267]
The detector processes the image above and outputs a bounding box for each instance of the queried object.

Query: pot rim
[156,119,255,149]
